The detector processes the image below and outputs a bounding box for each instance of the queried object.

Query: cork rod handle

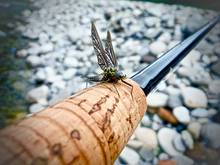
[0,79,146,165]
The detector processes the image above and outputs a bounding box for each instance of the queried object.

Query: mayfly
[88,22,133,96]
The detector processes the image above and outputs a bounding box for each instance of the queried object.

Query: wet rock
[120,147,140,165]
[29,103,45,113]
[145,28,162,39]
[208,80,220,95]
[35,69,46,81]
[173,134,186,152]
[201,123,220,149]
[191,108,209,118]
[144,17,160,27]
[141,115,151,127]
[40,43,54,53]
[181,130,194,149]
[158,128,181,156]
[173,106,190,124]
[147,92,168,107]
[152,122,161,131]
[180,50,201,67]
[127,140,143,150]
[26,85,49,104]
[26,55,42,67]
[158,32,172,44]
[149,41,167,55]
[187,122,201,139]
[63,68,76,80]
[135,127,158,150]
[181,87,208,108]
[167,95,182,109]
[64,57,78,68]
[139,147,154,162]
[159,153,169,160]
[17,49,28,58]
[211,60,220,76]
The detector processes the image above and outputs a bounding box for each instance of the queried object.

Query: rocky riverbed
[14,0,220,164]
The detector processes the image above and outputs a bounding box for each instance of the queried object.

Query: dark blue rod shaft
[131,16,219,95]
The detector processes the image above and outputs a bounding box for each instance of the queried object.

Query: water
[0,0,33,128]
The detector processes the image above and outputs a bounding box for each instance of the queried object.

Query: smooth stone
[149,41,167,56]
[135,127,158,150]
[63,68,76,80]
[173,155,194,165]
[29,104,45,113]
[26,55,42,67]
[17,49,28,58]
[197,118,209,124]
[120,147,140,165]
[208,80,220,95]
[64,57,78,67]
[158,32,172,44]
[153,114,163,123]
[35,69,46,81]
[153,157,159,165]
[141,115,151,127]
[152,122,161,131]
[207,109,217,117]
[173,134,186,152]
[145,28,162,39]
[180,50,201,67]
[187,122,201,139]
[211,61,220,76]
[144,17,160,27]
[40,43,54,53]
[157,81,167,91]
[159,153,169,160]
[114,158,121,165]
[167,95,182,109]
[127,140,143,150]
[173,106,190,124]
[165,86,181,96]
[147,92,168,107]
[139,147,154,162]
[26,85,49,104]
[201,123,220,149]
[52,80,66,90]
[181,130,194,149]
[147,5,164,17]
[181,87,208,108]
[158,128,181,156]
[191,108,209,118]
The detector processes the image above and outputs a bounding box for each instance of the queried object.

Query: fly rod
[132,16,220,95]
[0,16,219,165]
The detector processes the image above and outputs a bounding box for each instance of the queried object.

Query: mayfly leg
[113,83,120,98]
[121,79,134,100]
[101,83,121,98]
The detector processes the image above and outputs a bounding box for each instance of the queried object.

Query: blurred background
[0,0,219,164]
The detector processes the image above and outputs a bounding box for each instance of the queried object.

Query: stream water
[0,0,34,128]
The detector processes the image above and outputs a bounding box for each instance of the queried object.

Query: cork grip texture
[0,79,146,165]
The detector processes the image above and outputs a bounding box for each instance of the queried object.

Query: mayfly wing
[91,22,112,70]
[105,31,118,69]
